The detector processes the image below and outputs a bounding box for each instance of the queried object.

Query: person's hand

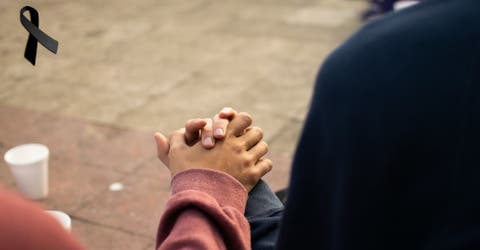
[154,107,240,167]
[154,113,272,191]
[184,107,238,149]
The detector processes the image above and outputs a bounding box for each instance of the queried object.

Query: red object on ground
[0,187,85,250]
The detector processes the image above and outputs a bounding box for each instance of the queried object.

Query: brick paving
[0,0,365,249]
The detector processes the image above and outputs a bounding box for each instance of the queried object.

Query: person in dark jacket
[277,0,480,249]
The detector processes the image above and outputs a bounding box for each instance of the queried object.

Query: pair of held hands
[154,107,272,192]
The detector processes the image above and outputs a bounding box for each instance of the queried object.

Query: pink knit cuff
[171,169,248,212]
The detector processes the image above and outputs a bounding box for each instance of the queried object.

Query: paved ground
[0,0,365,249]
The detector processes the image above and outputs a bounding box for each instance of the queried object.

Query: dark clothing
[246,180,284,250]
[277,0,480,249]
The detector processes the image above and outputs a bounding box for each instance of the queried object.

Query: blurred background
[0,0,373,249]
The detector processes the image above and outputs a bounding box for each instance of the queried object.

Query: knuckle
[185,119,195,127]
[252,126,264,138]
[221,107,236,115]
[238,112,253,125]
[265,159,273,171]
[204,118,213,124]
[243,156,253,167]
[232,144,244,154]
[219,107,236,120]
[185,119,199,131]
[201,119,212,129]
[174,128,185,134]
[202,125,213,133]
[265,158,273,165]
[260,141,269,152]
[247,154,256,163]
[202,130,212,136]
[214,118,227,126]
[242,139,250,148]
[222,107,234,113]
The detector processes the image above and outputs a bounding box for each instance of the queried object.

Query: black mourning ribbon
[20,6,58,65]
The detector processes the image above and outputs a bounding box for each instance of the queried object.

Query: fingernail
[204,137,213,146]
[214,128,224,136]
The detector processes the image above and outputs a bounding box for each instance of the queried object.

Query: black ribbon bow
[20,6,58,65]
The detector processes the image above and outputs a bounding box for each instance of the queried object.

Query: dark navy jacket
[278,0,480,249]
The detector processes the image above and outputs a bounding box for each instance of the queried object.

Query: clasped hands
[154,108,273,192]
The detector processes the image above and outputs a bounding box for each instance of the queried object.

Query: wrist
[171,168,248,212]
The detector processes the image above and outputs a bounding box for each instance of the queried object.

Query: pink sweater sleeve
[156,169,251,250]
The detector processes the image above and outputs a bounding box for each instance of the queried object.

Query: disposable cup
[45,210,72,232]
[4,143,49,199]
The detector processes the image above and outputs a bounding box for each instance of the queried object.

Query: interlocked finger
[227,112,252,137]
[185,119,206,145]
[201,118,214,148]
[253,158,273,179]
[242,126,264,150]
[247,140,268,162]
[213,114,228,139]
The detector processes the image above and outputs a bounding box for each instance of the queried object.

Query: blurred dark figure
[276,0,480,249]
[362,0,421,20]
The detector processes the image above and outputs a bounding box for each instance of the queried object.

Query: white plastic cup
[3,144,49,199]
[45,210,72,232]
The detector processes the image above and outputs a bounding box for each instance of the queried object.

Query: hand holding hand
[154,111,272,191]
[154,107,238,167]
[184,107,238,148]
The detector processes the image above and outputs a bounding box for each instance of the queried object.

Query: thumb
[154,132,169,166]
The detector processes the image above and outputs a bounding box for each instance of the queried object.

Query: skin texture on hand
[184,107,238,148]
[154,109,273,191]
[154,107,238,167]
